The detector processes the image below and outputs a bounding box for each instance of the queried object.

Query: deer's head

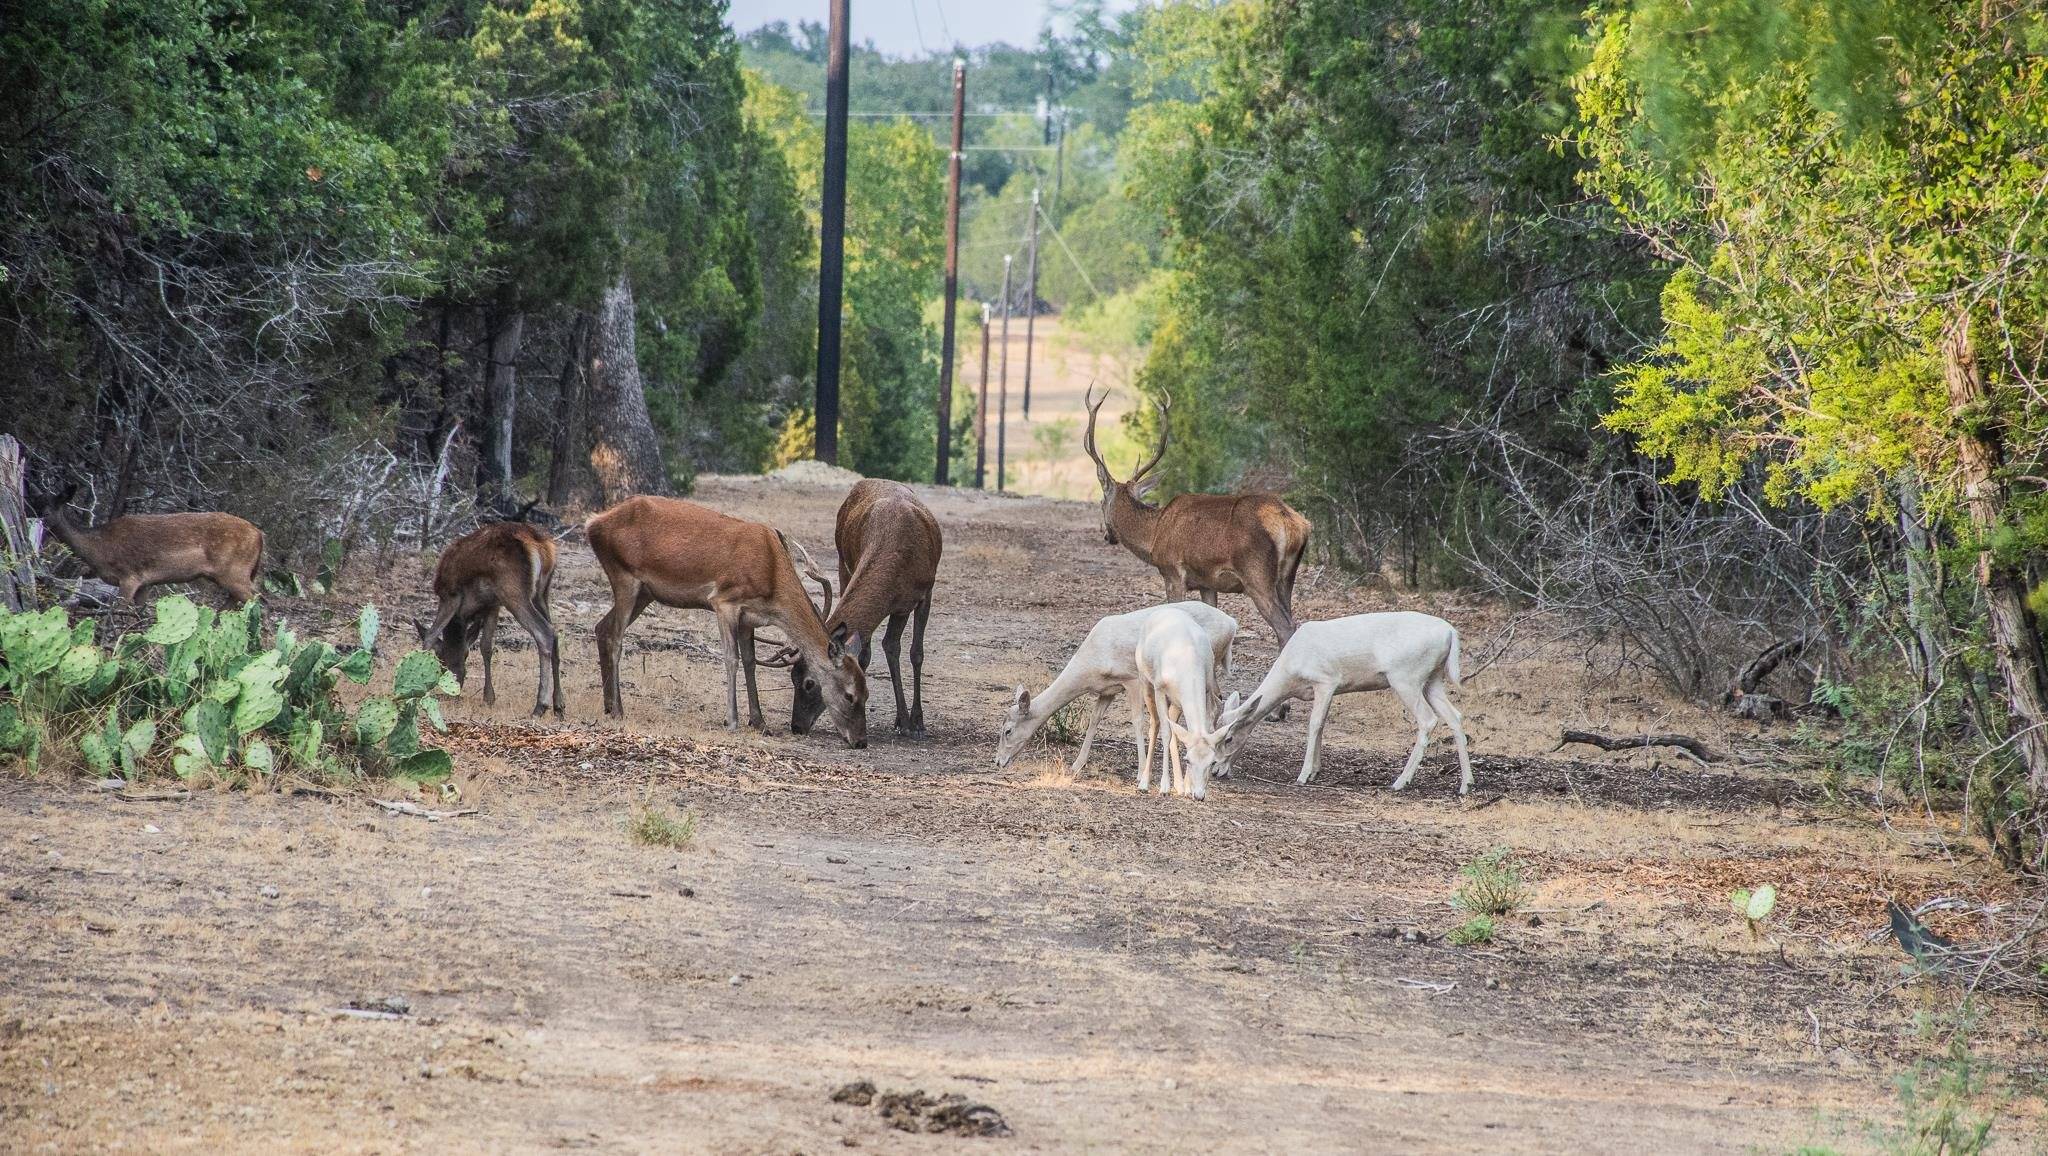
[413,615,486,688]
[1083,384,1170,546]
[787,622,868,747]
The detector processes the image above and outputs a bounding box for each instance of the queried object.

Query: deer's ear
[1133,477,1160,500]
[827,622,850,659]
[1013,685,1031,711]
[1169,719,1192,743]
[412,618,431,643]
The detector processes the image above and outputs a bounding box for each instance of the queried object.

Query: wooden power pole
[975,302,992,489]
[1021,186,1041,420]
[813,0,851,465]
[997,254,1012,492]
[934,59,965,485]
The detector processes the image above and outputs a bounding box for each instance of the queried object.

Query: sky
[728,0,1144,58]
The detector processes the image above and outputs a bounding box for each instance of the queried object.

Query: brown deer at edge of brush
[584,495,867,748]
[1083,385,1311,646]
[791,479,941,739]
[413,520,562,717]
[27,479,264,604]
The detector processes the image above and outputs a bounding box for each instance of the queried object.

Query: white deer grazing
[1213,611,1473,794]
[1134,606,1224,800]
[995,601,1236,781]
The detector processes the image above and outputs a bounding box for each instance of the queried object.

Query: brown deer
[1084,386,1311,645]
[792,480,942,738]
[412,521,562,717]
[585,496,867,747]
[28,480,264,604]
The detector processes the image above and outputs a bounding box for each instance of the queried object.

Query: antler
[778,531,834,620]
[754,644,802,669]
[1082,381,1114,489]
[1131,390,1172,482]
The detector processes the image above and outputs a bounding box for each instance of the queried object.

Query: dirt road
[3,475,2039,1153]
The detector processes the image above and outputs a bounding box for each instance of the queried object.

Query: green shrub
[1452,847,1528,917]
[1446,915,1496,946]
[1878,1007,1997,1156]
[628,803,696,850]
[0,595,458,785]
[1044,700,1090,746]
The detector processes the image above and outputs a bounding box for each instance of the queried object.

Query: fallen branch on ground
[1554,729,1721,763]
[369,799,478,822]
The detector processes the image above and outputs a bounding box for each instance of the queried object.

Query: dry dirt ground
[5,475,2047,1154]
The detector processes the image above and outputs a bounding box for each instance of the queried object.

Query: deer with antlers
[27,479,264,604]
[413,520,562,717]
[792,480,942,739]
[1084,386,1311,647]
[586,496,866,747]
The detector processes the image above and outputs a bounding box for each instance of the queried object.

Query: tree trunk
[1943,314,2048,841]
[586,275,667,504]
[480,306,525,498]
[548,313,590,508]
[1896,470,1943,689]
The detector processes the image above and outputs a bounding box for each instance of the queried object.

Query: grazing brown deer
[585,496,867,747]
[1084,386,1311,645]
[792,480,942,738]
[412,521,562,717]
[28,481,264,604]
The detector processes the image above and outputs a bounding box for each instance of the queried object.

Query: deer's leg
[503,593,558,718]
[1246,580,1296,721]
[595,575,641,718]
[907,595,930,737]
[1197,588,1218,607]
[476,612,498,706]
[1162,694,1185,796]
[716,606,744,731]
[1133,683,1154,793]
[1389,680,1439,792]
[1424,677,1472,795]
[1298,684,1338,785]
[534,569,564,715]
[879,611,911,735]
[738,622,767,731]
[1070,691,1109,775]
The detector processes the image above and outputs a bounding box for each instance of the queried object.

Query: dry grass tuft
[627,802,696,850]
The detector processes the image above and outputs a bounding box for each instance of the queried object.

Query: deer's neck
[1110,490,1164,566]
[41,508,116,579]
[1034,651,1121,722]
[829,556,895,639]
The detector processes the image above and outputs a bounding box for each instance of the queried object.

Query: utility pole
[813,0,851,465]
[1021,186,1041,420]
[997,254,1012,492]
[934,58,966,485]
[975,302,991,489]
[1051,109,1066,219]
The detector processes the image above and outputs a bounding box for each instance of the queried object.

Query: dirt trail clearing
[3,476,2041,1153]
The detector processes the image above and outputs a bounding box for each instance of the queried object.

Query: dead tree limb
[1555,729,1722,763]
[1726,636,1805,721]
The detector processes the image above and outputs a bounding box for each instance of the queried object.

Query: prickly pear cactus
[0,704,28,753]
[143,595,200,646]
[3,607,72,680]
[334,648,374,684]
[392,650,445,699]
[54,644,102,688]
[354,696,399,746]
[231,652,286,735]
[358,604,380,652]
[185,699,234,764]
[79,731,114,775]
[120,718,156,777]
[171,732,211,779]
[394,749,453,784]
[289,717,323,766]
[243,738,275,774]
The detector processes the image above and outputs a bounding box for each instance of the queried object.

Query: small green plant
[1446,915,1496,946]
[0,595,458,785]
[1729,884,1778,938]
[1043,700,1089,746]
[628,802,696,850]
[1452,847,1528,917]
[1876,1006,1997,1156]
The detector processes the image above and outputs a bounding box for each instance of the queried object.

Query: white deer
[995,601,1236,782]
[1213,611,1474,794]
[1134,605,1225,799]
